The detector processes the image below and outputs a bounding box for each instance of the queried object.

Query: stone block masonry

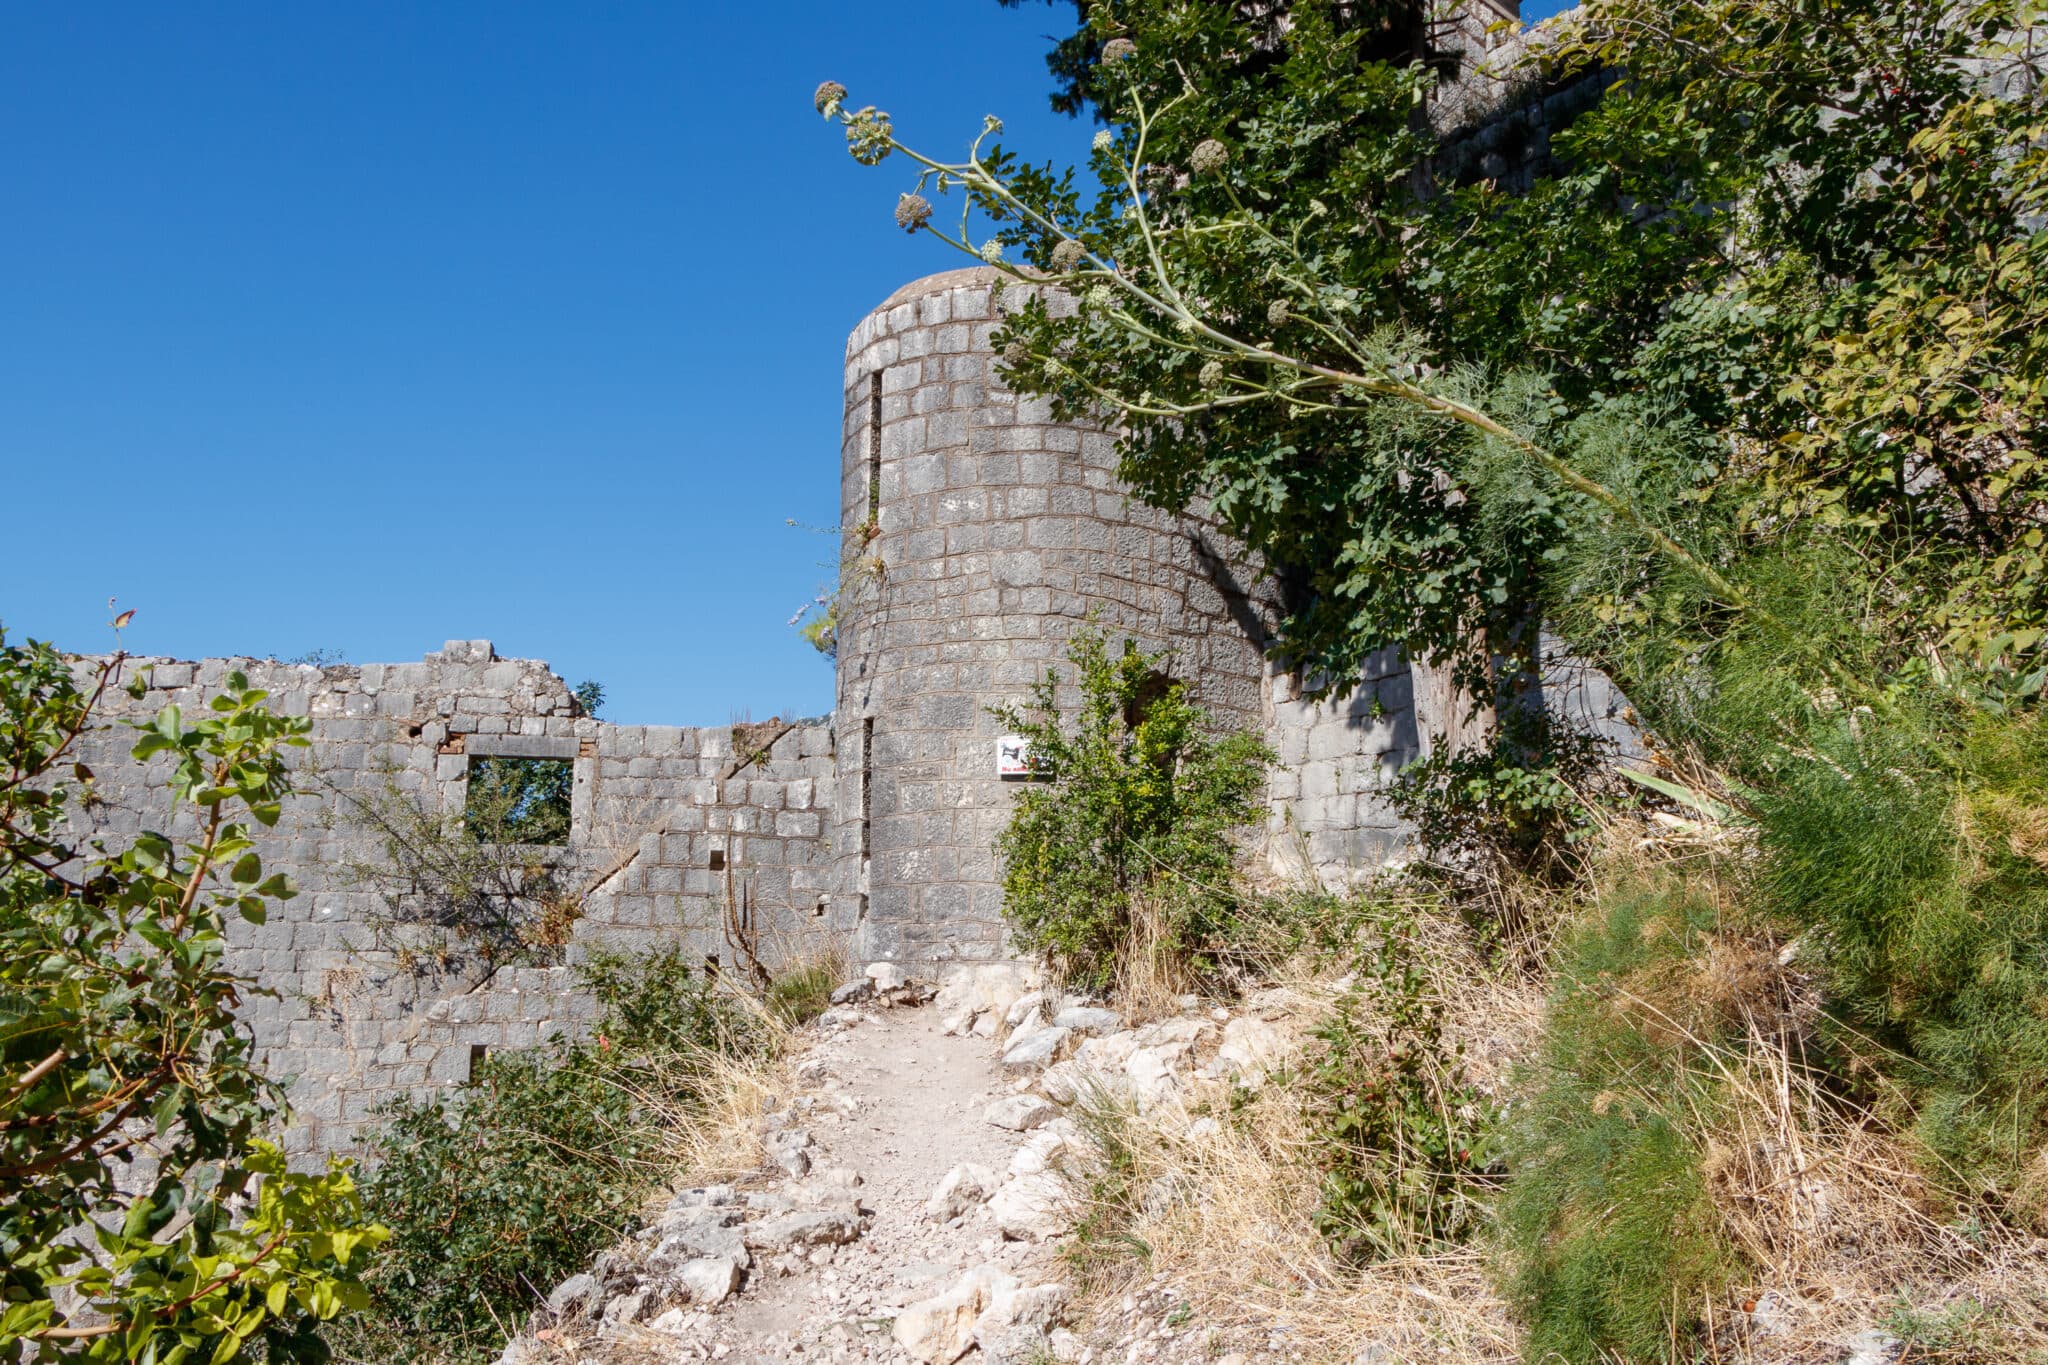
[65,641,839,1158]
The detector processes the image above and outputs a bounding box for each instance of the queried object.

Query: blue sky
[1,1,1571,726]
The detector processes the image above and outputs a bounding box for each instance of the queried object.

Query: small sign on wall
[997,734,1034,778]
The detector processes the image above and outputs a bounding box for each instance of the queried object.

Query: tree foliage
[825,0,2048,705]
[0,631,383,1364]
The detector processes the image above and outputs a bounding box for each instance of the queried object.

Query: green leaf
[1617,767,1747,827]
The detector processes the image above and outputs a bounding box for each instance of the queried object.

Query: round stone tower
[832,267,1278,966]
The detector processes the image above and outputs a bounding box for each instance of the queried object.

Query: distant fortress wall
[66,643,837,1158]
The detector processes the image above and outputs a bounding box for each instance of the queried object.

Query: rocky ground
[502,962,1297,1365]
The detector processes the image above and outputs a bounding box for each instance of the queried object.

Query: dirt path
[711,1006,1060,1359]
[517,975,1092,1365]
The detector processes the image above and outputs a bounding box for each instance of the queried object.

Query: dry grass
[1061,924,1542,1364]
[616,948,842,1200]
[1065,840,2048,1364]
[1113,891,1201,1024]
[1673,1002,2048,1361]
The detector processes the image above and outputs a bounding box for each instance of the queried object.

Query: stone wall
[1262,649,1424,885]
[65,641,838,1157]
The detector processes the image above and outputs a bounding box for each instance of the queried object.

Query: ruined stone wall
[1262,650,1424,886]
[834,268,1281,967]
[66,641,837,1157]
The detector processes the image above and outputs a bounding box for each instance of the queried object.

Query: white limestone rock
[989,1172,1070,1241]
[742,1208,863,1252]
[866,960,910,992]
[984,1093,1056,1132]
[675,1255,743,1306]
[1050,1006,1122,1036]
[1002,1025,1071,1071]
[925,1162,1000,1222]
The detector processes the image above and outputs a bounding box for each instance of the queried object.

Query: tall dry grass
[1059,905,1543,1364]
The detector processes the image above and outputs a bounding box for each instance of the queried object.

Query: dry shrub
[1063,932,1541,1363]
[1689,1017,2048,1361]
[644,989,798,1185]
[1112,890,1200,1023]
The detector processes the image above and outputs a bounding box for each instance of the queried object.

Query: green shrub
[1387,705,1609,884]
[765,956,840,1026]
[353,1048,648,1362]
[1501,872,1743,1363]
[1756,710,2048,1212]
[991,627,1274,990]
[0,634,385,1364]
[349,948,762,1363]
[1305,901,1495,1261]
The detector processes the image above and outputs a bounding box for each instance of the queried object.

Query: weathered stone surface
[545,1272,598,1319]
[743,1209,864,1252]
[865,961,910,991]
[1201,1015,1290,1085]
[892,1286,982,1364]
[765,1126,814,1177]
[989,1172,1069,1241]
[974,1283,1071,1365]
[925,1162,1000,1222]
[984,1093,1056,1132]
[651,1212,749,1268]
[601,1289,650,1324]
[1001,1025,1070,1071]
[674,1256,743,1305]
[1050,1006,1122,1036]
[61,646,842,1158]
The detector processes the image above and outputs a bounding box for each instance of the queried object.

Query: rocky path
[715,988,1068,1358]
[518,965,1098,1365]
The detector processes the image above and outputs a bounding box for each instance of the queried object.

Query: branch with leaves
[0,631,386,1364]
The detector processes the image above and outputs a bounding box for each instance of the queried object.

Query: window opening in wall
[867,371,883,520]
[464,756,573,845]
[467,1043,489,1080]
[709,848,726,872]
[1123,669,1177,729]
[704,954,720,981]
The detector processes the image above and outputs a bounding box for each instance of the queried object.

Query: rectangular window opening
[464,755,573,845]
[467,1043,489,1080]
[866,371,883,521]
[703,954,720,981]
[709,848,726,872]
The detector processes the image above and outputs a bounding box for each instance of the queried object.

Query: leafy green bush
[1501,871,1743,1363]
[350,948,763,1363]
[1387,707,1609,882]
[991,627,1273,990]
[1305,903,1494,1261]
[0,632,384,1364]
